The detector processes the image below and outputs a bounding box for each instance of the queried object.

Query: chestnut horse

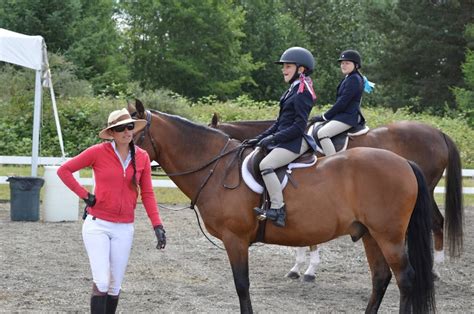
[130,100,435,313]
[209,113,464,263]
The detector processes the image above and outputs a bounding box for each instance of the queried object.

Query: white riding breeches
[259,140,309,208]
[82,215,134,296]
[317,120,351,156]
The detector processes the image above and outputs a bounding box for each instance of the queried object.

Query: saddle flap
[242,149,317,194]
[246,149,287,187]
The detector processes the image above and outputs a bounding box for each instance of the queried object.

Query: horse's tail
[407,161,436,313]
[442,132,464,258]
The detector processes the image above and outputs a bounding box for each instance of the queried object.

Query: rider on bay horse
[310,50,367,156]
[248,47,317,227]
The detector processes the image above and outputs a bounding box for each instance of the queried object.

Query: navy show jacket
[323,71,364,127]
[258,81,317,154]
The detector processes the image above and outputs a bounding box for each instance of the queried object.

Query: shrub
[0,92,472,168]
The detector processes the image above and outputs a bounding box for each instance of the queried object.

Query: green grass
[1,165,472,206]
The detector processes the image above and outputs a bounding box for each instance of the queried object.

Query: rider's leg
[317,120,352,156]
[257,142,309,227]
[260,148,301,207]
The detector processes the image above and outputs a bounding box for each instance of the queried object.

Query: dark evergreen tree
[368,0,473,113]
[281,0,381,106]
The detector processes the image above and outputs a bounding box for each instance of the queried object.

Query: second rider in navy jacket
[312,50,365,156]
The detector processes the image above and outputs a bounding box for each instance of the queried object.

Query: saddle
[242,148,317,194]
[307,122,369,155]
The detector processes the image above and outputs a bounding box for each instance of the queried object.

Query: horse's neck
[153,114,232,196]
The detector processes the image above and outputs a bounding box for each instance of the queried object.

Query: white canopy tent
[0,28,65,176]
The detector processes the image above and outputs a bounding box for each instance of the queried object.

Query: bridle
[134,110,160,161]
[131,109,251,250]
[132,109,249,206]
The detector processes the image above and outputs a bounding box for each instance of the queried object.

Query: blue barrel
[7,176,45,221]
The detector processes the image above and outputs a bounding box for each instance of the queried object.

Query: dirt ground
[0,202,472,313]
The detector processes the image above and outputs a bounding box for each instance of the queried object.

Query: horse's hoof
[302,274,316,282]
[285,271,300,279]
[432,270,441,281]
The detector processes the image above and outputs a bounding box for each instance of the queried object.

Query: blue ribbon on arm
[363,76,375,94]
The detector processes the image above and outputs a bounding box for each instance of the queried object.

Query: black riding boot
[274,205,286,228]
[106,294,119,314]
[254,204,286,227]
[91,295,107,314]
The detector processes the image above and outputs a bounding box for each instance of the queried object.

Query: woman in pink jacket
[57,108,166,313]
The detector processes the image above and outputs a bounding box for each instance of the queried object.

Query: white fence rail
[0,156,174,188]
[0,155,473,194]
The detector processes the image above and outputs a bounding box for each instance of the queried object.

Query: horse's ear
[135,98,145,114]
[211,112,219,127]
[127,100,136,114]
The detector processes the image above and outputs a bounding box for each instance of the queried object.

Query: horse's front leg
[223,235,253,314]
[303,245,321,282]
[286,246,306,279]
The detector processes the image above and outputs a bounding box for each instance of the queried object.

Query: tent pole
[47,72,66,158]
[31,69,42,177]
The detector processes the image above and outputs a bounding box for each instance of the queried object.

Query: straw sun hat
[98,108,147,140]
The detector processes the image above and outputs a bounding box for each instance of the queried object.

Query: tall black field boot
[106,294,119,314]
[91,295,107,314]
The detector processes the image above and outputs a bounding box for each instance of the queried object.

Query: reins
[134,110,251,250]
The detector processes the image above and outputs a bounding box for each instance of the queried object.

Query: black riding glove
[83,193,96,208]
[154,225,166,249]
[257,135,276,149]
[246,138,259,147]
[309,115,325,124]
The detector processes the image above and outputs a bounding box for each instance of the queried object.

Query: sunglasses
[112,123,135,132]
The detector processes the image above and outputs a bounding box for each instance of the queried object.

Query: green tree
[282,0,382,106]
[121,0,258,99]
[66,0,129,95]
[453,23,474,126]
[0,0,81,53]
[0,0,129,96]
[237,0,309,101]
[368,0,473,113]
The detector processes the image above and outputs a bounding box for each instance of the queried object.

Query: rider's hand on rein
[257,135,276,149]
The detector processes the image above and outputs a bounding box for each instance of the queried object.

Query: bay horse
[209,113,463,278]
[130,100,435,313]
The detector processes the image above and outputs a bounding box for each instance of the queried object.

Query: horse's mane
[150,109,230,138]
[221,120,274,126]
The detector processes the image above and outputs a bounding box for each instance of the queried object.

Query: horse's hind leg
[362,234,392,314]
[431,197,444,279]
[374,237,417,313]
[224,237,253,313]
[286,247,306,279]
